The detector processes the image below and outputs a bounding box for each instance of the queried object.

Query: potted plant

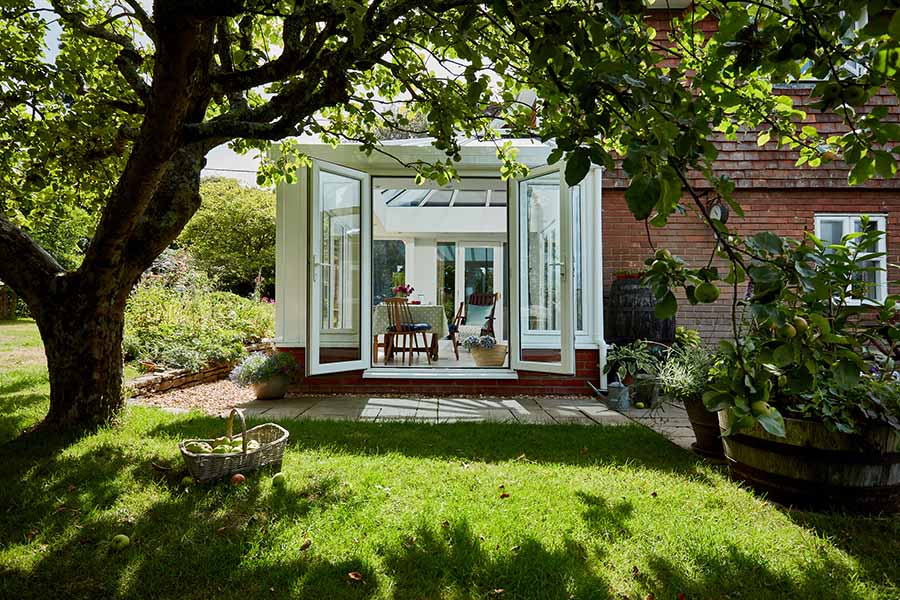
[463,335,507,367]
[655,344,722,458]
[648,220,900,511]
[392,283,414,298]
[604,340,662,407]
[230,351,299,400]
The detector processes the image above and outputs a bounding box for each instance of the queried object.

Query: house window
[814,213,888,303]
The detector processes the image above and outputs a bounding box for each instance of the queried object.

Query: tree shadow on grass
[638,543,881,600]
[785,509,900,590]
[147,411,717,478]
[0,440,370,600]
[378,518,613,600]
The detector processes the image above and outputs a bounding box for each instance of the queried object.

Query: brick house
[272,8,898,396]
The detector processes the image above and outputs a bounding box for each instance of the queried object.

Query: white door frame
[308,159,372,375]
[509,163,575,375]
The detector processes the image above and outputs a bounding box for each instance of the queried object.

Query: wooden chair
[383,297,432,365]
[458,292,500,338]
[448,301,465,360]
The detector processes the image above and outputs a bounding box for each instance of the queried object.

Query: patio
[178,393,695,450]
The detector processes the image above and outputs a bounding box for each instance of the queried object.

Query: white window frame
[814,213,888,304]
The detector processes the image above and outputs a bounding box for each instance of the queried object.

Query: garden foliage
[179,178,276,297]
[124,282,274,372]
[648,220,900,437]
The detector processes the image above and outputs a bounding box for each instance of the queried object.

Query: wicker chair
[383,297,432,365]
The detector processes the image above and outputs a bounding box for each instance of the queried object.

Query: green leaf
[564,148,591,186]
[756,407,786,437]
[772,344,794,367]
[654,290,677,319]
[547,148,563,165]
[834,359,860,389]
[703,390,732,412]
[889,9,900,41]
[624,175,661,220]
[848,155,875,185]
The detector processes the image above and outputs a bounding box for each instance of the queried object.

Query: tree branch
[0,213,64,310]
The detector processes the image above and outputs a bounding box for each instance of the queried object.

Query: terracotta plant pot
[251,375,290,400]
[683,396,724,459]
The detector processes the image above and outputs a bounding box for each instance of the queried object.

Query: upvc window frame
[813,212,888,305]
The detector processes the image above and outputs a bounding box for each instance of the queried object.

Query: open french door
[509,163,575,375]
[308,160,371,375]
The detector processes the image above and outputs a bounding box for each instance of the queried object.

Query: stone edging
[129,341,271,397]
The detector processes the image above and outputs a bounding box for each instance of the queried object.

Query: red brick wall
[277,348,602,396]
[602,189,900,343]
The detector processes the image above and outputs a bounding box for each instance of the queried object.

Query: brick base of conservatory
[277,348,602,396]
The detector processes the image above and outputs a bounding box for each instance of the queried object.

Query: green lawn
[1,329,899,599]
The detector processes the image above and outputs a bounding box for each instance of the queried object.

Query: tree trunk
[34,285,130,431]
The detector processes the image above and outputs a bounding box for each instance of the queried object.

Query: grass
[1,331,900,599]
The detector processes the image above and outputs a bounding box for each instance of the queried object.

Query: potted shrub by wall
[655,342,723,458]
[230,351,299,400]
[463,335,507,367]
[604,340,660,408]
[683,223,900,512]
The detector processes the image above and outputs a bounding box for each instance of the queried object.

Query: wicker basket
[179,408,289,482]
[471,343,508,367]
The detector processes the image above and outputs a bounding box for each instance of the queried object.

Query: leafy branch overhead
[1,0,900,430]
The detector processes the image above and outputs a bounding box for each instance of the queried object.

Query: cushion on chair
[388,323,432,332]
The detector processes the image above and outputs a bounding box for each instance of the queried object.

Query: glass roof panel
[454,190,488,206]
[381,189,429,207]
[423,190,453,206]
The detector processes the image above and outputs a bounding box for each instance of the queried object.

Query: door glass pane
[520,173,562,364]
[465,247,495,333]
[573,185,583,332]
[437,242,456,323]
[319,170,361,364]
[373,240,405,306]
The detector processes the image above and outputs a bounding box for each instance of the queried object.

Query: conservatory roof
[278,138,556,175]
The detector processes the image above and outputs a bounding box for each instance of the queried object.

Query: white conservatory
[272,139,608,393]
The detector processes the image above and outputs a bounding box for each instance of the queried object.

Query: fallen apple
[181,476,194,486]
[110,534,130,551]
[272,472,286,487]
[230,473,246,486]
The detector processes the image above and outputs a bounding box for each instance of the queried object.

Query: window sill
[363,368,518,380]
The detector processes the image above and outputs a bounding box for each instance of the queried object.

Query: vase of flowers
[463,335,507,367]
[230,351,299,400]
[392,283,414,298]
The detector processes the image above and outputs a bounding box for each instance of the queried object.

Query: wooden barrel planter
[719,411,900,513]
[604,276,675,346]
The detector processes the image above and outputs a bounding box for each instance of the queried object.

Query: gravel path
[131,380,256,414]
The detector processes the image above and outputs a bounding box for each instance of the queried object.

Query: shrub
[123,282,274,372]
[655,345,712,403]
[179,178,275,297]
[230,351,299,386]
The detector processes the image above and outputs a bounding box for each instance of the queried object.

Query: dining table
[372,303,450,361]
